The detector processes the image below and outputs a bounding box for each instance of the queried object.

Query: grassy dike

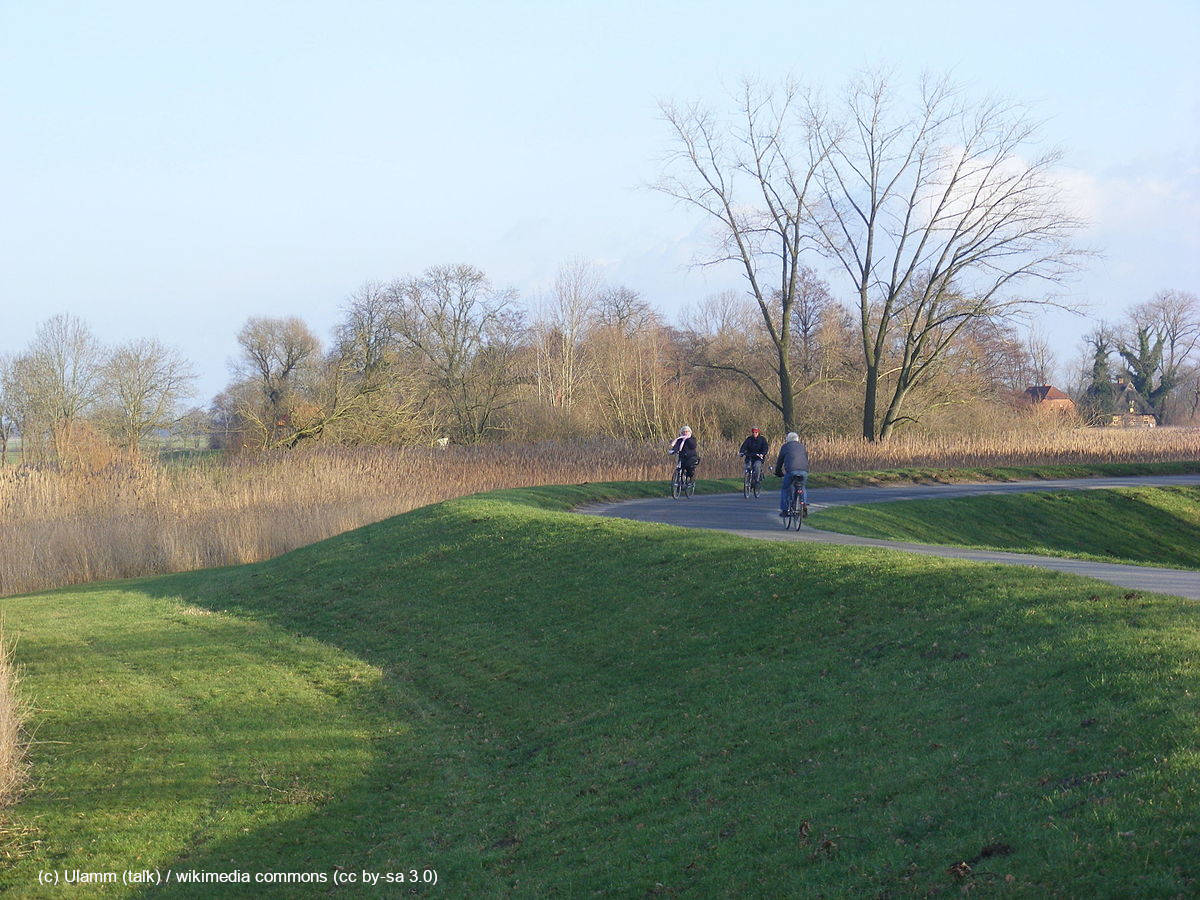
[807,458,1200,488]
[809,485,1200,570]
[1,479,1198,895]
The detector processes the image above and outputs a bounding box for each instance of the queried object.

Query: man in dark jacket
[773,431,809,516]
[738,427,769,486]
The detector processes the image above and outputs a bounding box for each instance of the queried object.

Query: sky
[2,0,1198,400]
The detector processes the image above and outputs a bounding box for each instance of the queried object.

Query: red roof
[1025,385,1072,402]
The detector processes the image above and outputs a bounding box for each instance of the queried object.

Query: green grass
[807,459,1200,488]
[1,480,1198,895]
[809,486,1200,570]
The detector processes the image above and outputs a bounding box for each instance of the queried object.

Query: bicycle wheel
[752,472,761,499]
[785,485,801,528]
[685,475,696,498]
[743,470,751,499]
[671,470,682,499]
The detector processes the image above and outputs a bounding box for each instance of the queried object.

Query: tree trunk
[862,365,879,441]
[778,348,795,433]
[878,380,912,442]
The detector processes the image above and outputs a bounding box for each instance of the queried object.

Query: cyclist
[773,431,809,517]
[668,426,699,480]
[738,427,769,487]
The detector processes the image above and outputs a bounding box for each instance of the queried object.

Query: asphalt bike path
[581,475,1200,600]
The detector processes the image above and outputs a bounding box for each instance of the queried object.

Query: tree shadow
[67,503,1196,894]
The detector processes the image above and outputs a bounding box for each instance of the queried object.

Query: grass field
[808,485,1200,570]
[1,480,1197,895]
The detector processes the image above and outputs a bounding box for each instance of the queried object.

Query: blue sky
[2,0,1197,398]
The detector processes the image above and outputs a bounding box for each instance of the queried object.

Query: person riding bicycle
[668,426,699,479]
[738,427,769,485]
[773,431,809,517]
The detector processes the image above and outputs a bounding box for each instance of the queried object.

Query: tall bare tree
[234,316,321,447]
[335,281,396,381]
[658,80,831,432]
[388,264,524,442]
[318,281,437,446]
[809,72,1086,439]
[10,314,106,461]
[532,260,601,412]
[99,338,196,452]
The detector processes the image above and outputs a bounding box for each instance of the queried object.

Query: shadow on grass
[104,499,1200,895]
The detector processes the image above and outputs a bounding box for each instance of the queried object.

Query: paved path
[582,475,1200,600]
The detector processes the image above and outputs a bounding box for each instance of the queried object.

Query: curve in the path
[582,474,1200,600]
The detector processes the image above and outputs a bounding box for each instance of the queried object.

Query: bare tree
[233,316,321,447]
[809,71,1086,439]
[318,281,434,445]
[595,286,657,335]
[388,264,524,442]
[683,290,757,338]
[1025,326,1057,387]
[532,260,601,411]
[657,79,831,431]
[99,338,196,452]
[10,314,106,461]
[1120,289,1200,422]
[335,281,396,381]
[587,319,696,440]
[0,355,15,464]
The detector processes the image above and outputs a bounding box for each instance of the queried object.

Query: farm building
[1024,385,1076,415]
[1105,379,1157,427]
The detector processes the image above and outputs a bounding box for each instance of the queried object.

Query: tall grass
[3,427,1200,598]
[804,425,1200,471]
[0,633,27,810]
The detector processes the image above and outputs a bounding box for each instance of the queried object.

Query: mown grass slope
[809,458,1200,488]
[1,480,1198,896]
[809,485,1200,569]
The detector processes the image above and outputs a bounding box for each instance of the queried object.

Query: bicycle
[671,460,696,499]
[741,454,764,499]
[782,475,809,529]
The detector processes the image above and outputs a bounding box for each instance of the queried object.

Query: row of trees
[1075,289,1200,424]
[0,315,197,464]
[5,275,1193,464]
[207,257,1070,452]
[213,263,699,450]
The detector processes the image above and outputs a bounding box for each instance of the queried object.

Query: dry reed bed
[3,428,1200,598]
[0,635,26,811]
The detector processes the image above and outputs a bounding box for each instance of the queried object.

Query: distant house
[1024,385,1076,416]
[1106,378,1157,428]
